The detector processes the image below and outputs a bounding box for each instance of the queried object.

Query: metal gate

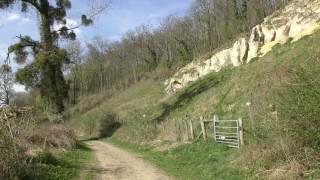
[213,115,243,148]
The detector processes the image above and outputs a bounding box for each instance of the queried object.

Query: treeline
[67,0,290,105]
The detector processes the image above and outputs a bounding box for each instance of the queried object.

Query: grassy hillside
[69,31,320,179]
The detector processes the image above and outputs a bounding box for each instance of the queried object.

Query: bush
[0,106,77,179]
[0,106,34,179]
[28,124,77,149]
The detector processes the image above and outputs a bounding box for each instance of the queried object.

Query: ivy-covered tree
[0,63,13,105]
[0,0,95,113]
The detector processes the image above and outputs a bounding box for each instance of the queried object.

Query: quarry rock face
[165,0,320,93]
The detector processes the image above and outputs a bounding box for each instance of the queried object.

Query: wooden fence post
[184,120,189,141]
[200,116,207,140]
[239,118,244,145]
[213,115,218,141]
[189,120,194,140]
[247,105,255,130]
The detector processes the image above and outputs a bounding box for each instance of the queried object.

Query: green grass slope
[108,138,245,180]
[69,31,320,179]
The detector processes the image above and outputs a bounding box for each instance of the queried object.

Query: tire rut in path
[86,141,172,180]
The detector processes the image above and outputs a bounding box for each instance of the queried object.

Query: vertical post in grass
[184,120,189,141]
[189,120,194,140]
[200,116,207,140]
[246,101,255,130]
[213,115,218,141]
[239,118,244,146]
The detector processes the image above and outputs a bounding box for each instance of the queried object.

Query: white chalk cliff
[165,0,320,93]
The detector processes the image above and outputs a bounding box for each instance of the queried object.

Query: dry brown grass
[0,106,78,179]
[235,136,309,179]
[261,161,304,180]
[0,106,35,179]
[28,124,76,149]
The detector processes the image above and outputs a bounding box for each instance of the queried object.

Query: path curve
[86,141,172,180]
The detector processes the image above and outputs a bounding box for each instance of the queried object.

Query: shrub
[0,106,34,179]
[28,124,77,149]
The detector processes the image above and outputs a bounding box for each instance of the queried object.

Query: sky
[0,0,194,92]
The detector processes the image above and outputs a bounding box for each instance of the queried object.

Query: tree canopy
[0,0,95,113]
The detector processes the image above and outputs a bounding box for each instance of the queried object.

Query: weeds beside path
[28,143,93,180]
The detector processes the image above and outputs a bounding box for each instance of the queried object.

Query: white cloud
[108,35,121,42]
[0,44,8,60]
[7,13,20,21]
[66,18,78,26]
[13,84,26,92]
[21,17,32,23]
[0,12,32,26]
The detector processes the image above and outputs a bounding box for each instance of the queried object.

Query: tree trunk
[40,0,53,50]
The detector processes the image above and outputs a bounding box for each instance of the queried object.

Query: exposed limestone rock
[165,0,320,93]
[230,38,248,66]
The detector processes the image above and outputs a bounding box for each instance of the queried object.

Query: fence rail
[200,115,243,148]
[165,114,244,148]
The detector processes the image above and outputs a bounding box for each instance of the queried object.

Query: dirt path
[85,141,172,180]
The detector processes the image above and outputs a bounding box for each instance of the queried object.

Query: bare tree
[0,60,13,105]
[65,40,84,104]
[66,0,291,99]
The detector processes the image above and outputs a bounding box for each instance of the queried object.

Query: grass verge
[26,143,93,180]
[107,138,246,180]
